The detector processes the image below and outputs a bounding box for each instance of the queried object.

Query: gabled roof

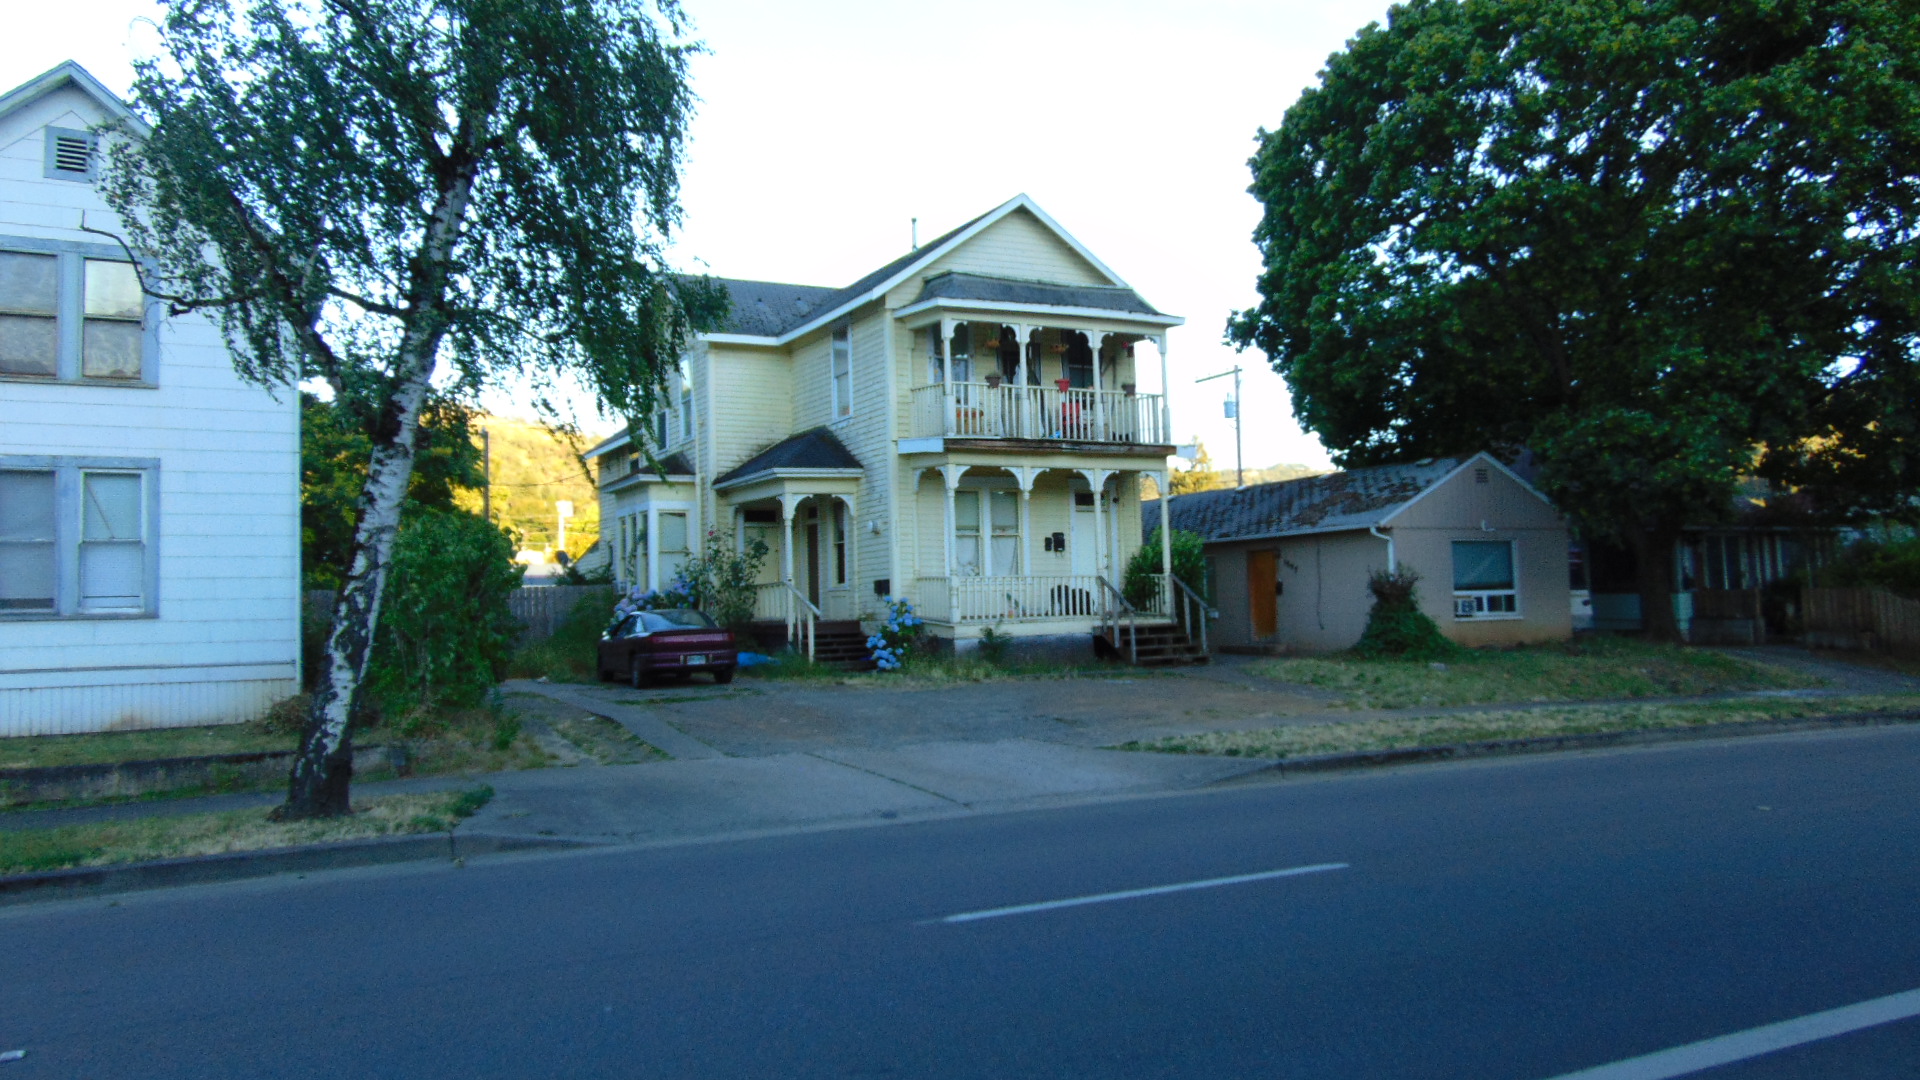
[1166,455,1497,542]
[0,61,147,136]
[713,427,862,487]
[701,194,1141,346]
[910,271,1163,317]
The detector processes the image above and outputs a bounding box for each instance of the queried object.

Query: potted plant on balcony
[985,373,1003,388]
[1121,382,1136,396]
[1054,377,1072,392]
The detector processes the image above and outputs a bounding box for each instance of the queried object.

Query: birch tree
[98,0,724,817]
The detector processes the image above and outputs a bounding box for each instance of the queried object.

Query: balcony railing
[914,573,1170,624]
[909,382,1167,444]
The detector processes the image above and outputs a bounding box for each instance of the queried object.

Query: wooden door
[1247,550,1278,639]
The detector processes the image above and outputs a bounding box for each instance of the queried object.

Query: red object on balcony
[1054,378,1072,391]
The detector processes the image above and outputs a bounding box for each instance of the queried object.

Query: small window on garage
[1452,540,1518,619]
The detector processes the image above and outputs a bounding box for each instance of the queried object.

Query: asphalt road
[4,725,1919,1079]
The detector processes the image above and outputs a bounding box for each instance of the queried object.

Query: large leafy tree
[100,0,725,816]
[1229,0,1920,639]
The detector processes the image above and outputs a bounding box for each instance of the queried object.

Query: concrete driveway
[469,665,1324,845]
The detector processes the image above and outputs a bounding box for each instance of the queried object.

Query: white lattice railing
[907,383,1166,444]
[753,580,820,660]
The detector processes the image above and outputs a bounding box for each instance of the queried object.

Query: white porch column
[1149,334,1171,445]
[1159,470,1173,612]
[938,464,970,577]
[645,506,660,591]
[778,492,805,584]
[1077,468,1115,585]
[940,317,958,437]
[1012,466,1040,575]
[1090,331,1111,439]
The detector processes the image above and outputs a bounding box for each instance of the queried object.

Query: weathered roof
[911,271,1162,316]
[710,211,991,338]
[1165,457,1473,542]
[714,427,862,486]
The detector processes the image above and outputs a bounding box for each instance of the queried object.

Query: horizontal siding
[889,208,1110,308]
[706,345,794,476]
[0,677,296,737]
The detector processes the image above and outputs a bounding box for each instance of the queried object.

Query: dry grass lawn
[1118,694,1920,760]
[0,788,494,876]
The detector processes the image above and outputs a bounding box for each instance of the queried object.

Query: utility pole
[481,427,492,522]
[1196,365,1245,488]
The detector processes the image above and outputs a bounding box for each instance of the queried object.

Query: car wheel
[713,666,734,685]
[629,657,650,689]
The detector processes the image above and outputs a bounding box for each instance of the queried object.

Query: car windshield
[637,609,715,632]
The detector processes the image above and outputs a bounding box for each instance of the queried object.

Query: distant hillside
[455,416,602,558]
[1143,445,1332,500]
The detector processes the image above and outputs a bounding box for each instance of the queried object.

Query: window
[677,364,695,443]
[658,511,690,585]
[1063,331,1094,389]
[988,489,1018,575]
[0,240,151,383]
[44,128,95,181]
[830,323,853,419]
[953,489,1020,577]
[1452,540,1518,619]
[831,503,847,586]
[954,491,981,576]
[0,458,157,618]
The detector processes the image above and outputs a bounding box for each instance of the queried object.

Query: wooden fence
[302,585,615,644]
[1804,587,1920,659]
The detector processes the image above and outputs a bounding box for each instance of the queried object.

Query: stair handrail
[1095,577,1139,665]
[780,579,822,662]
[1167,575,1217,656]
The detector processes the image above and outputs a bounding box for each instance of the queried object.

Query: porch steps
[1096,622,1210,667]
[746,619,877,671]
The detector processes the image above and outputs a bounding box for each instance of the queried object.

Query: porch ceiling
[897,443,1173,473]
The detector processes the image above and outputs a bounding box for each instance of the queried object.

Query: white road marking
[1542,986,1920,1080]
[937,863,1348,924]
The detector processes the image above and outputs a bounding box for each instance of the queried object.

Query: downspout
[1369,524,1396,573]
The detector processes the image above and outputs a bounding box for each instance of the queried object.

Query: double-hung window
[1452,540,1518,619]
[0,240,150,384]
[0,458,157,618]
[830,323,853,419]
[952,489,1020,577]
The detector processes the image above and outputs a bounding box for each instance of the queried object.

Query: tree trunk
[275,153,480,820]
[1630,525,1685,643]
[276,374,437,819]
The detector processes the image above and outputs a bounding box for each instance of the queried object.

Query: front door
[1071,492,1098,578]
[1247,549,1278,639]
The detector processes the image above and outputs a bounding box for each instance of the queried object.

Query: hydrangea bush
[866,597,926,671]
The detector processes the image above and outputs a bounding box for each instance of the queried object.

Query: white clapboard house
[0,62,299,736]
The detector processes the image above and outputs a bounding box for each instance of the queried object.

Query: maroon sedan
[598,609,738,687]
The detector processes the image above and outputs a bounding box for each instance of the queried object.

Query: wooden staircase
[746,619,877,671]
[1095,620,1210,667]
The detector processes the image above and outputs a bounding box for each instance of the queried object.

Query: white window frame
[1452,539,1520,620]
[0,236,158,386]
[830,322,853,420]
[677,361,695,445]
[0,456,160,620]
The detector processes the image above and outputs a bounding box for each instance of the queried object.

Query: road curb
[0,831,594,906]
[1228,710,1920,779]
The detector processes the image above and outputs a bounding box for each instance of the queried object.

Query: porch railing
[753,580,820,661]
[908,382,1166,444]
[1168,575,1216,655]
[1096,577,1140,664]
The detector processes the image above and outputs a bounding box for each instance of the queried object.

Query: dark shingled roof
[714,427,863,486]
[711,211,993,338]
[1163,457,1472,542]
[911,271,1161,316]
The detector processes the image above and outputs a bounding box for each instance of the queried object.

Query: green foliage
[1819,532,1920,599]
[1352,569,1460,662]
[676,530,770,629]
[1229,0,1920,545]
[364,509,524,718]
[978,625,1010,666]
[1124,527,1208,608]
[302,393,485,589]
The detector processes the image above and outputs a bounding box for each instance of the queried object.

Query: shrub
[867,597,926,671]
[1124,527,1208,608]
[364,508,524,719]
[676,530,771,629]
[1817,531,1920,599]
[978,624,1010,665]
[1352,568,1461,661]
[509,589,618,682]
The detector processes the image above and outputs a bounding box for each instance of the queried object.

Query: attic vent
[1474,467,1490,484]
[52,134,92,173]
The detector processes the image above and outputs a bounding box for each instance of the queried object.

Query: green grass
[0,724,295,770]
[546,715,667,764]
[1117,694,1920,760]
[0,787,494,876]
[1249,638,1820,709]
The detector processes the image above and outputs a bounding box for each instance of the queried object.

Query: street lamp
[1195,365,1244,488]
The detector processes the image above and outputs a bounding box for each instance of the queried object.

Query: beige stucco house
[1168,454,1572,653]
[582,194,1196,656]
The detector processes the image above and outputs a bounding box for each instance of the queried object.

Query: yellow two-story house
[585,194,1198,660]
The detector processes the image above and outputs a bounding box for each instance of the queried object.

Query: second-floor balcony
[909,381,1168,446]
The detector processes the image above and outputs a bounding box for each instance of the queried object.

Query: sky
[2,0,1401,470]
